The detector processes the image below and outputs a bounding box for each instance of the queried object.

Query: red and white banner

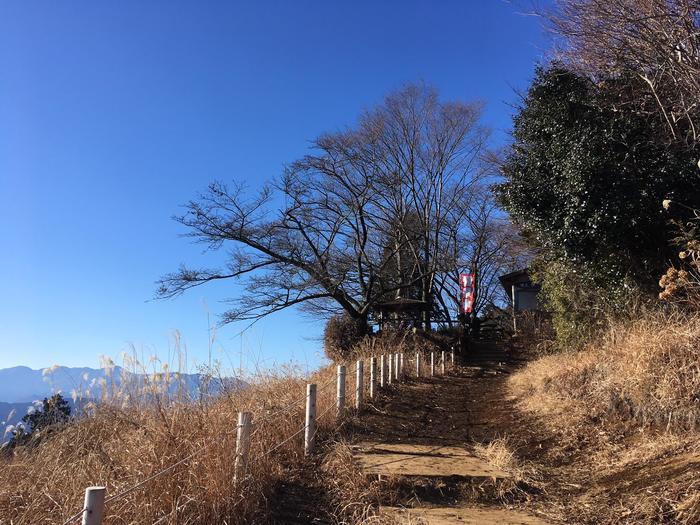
[460,273,475,314]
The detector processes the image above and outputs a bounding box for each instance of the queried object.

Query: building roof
[498,268,534,293]
[375,298,430,312]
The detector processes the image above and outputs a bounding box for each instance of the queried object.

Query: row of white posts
[76,350,455,525]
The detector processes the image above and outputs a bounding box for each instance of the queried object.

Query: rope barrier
[62,507,87,525]
[253,372,336,427]
[62,431,230,525]
[61,371,337,524]
[61,353,439,524]
[260,422,307,458]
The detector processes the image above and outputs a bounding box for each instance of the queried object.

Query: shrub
[511,310,556,356]
[323,314,369,361]
[6,393,72,449]
[496,66,700,293]
[496,65,699,347]
[349,328,444,361]
[531,256,643,349]
[660,200,700,309]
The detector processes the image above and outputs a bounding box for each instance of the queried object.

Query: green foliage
[497,66,699,290]
[23,394,71,432]
[531,257,640,349]
[496,66,700,346]
[7,394,71,449]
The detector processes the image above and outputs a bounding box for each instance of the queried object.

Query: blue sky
[0,1,550,374]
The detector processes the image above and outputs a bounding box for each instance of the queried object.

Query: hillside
[1,330,699,523]
[269,336,700,524]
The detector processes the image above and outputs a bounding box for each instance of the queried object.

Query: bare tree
[545,0,700,145]
[158,84,489,331]
[433,186,530,329]
[369,86,489,329]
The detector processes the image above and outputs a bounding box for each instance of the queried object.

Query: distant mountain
[0,365,246,442]
[0,365,244,403]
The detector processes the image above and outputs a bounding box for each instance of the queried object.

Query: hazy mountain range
[0,365,246,442]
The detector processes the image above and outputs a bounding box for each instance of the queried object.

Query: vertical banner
[459,273,475,314]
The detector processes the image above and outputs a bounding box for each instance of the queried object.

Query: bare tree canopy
[545,0,700,145]
[432,192,531,327]
[158,84,495,329]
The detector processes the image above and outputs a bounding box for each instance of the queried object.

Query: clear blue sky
[0,1,550,374]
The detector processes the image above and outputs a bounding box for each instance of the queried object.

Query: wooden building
[499,269,542,312]
[373,298,430,331]
[498,269,543,331]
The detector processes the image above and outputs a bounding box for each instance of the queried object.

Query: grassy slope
[0,364,342,524]
[508,312,700,524]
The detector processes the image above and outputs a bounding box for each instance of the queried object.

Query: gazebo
[373,298,430,331]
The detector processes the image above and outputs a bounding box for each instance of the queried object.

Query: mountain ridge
[0,364,246,443]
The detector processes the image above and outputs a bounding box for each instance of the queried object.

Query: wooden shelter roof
[375,298,430,313]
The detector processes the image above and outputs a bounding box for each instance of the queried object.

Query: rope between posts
[260,422,307,458]
[62,507,88,525]
[148,374,341,525]
[62,352,450,525]
[258,388,338,460]
[61,373,335,525]
[315,399,337,422]
[61,432,227,525]
[253,372,336,427]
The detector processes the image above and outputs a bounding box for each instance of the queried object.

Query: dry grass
[321,441,382,523]
[510,310,700,431]
[0,325,441,525]
[510,310,557,356]
[351,329,442,361]
[0,353,371,524]
[508,309,700,524]
[471,437,541,504]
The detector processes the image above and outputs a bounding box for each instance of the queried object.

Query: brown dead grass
[0,356,370,524]
[509,310,700,524]
[510,311,700,431]
[472,437,541,502]
[350,329,442,361]
[321,441,382,523]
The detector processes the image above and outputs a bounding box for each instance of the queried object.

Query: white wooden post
[369,357,376,399]
[81,486,106,525]
[430,352,435,377]
[512,284,518,333]
[394,353,400,381]
[337,365,346,418]
[400,353,405,379]
[355,360,364,409]
[441,350,446,375]
[304,383,317,456]
[380,354,386,387]
[451,348,455,367]
[387,353,393,385]
[234,411,252,484]
[415,353,421,378]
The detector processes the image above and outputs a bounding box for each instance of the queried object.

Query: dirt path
[267,341,560,524]
[346,341,556,524]
[267,456,334,525]
[268,342,699,523]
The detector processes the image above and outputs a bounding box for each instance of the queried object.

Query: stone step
[350,442,510,479]
[381,505,551,524]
